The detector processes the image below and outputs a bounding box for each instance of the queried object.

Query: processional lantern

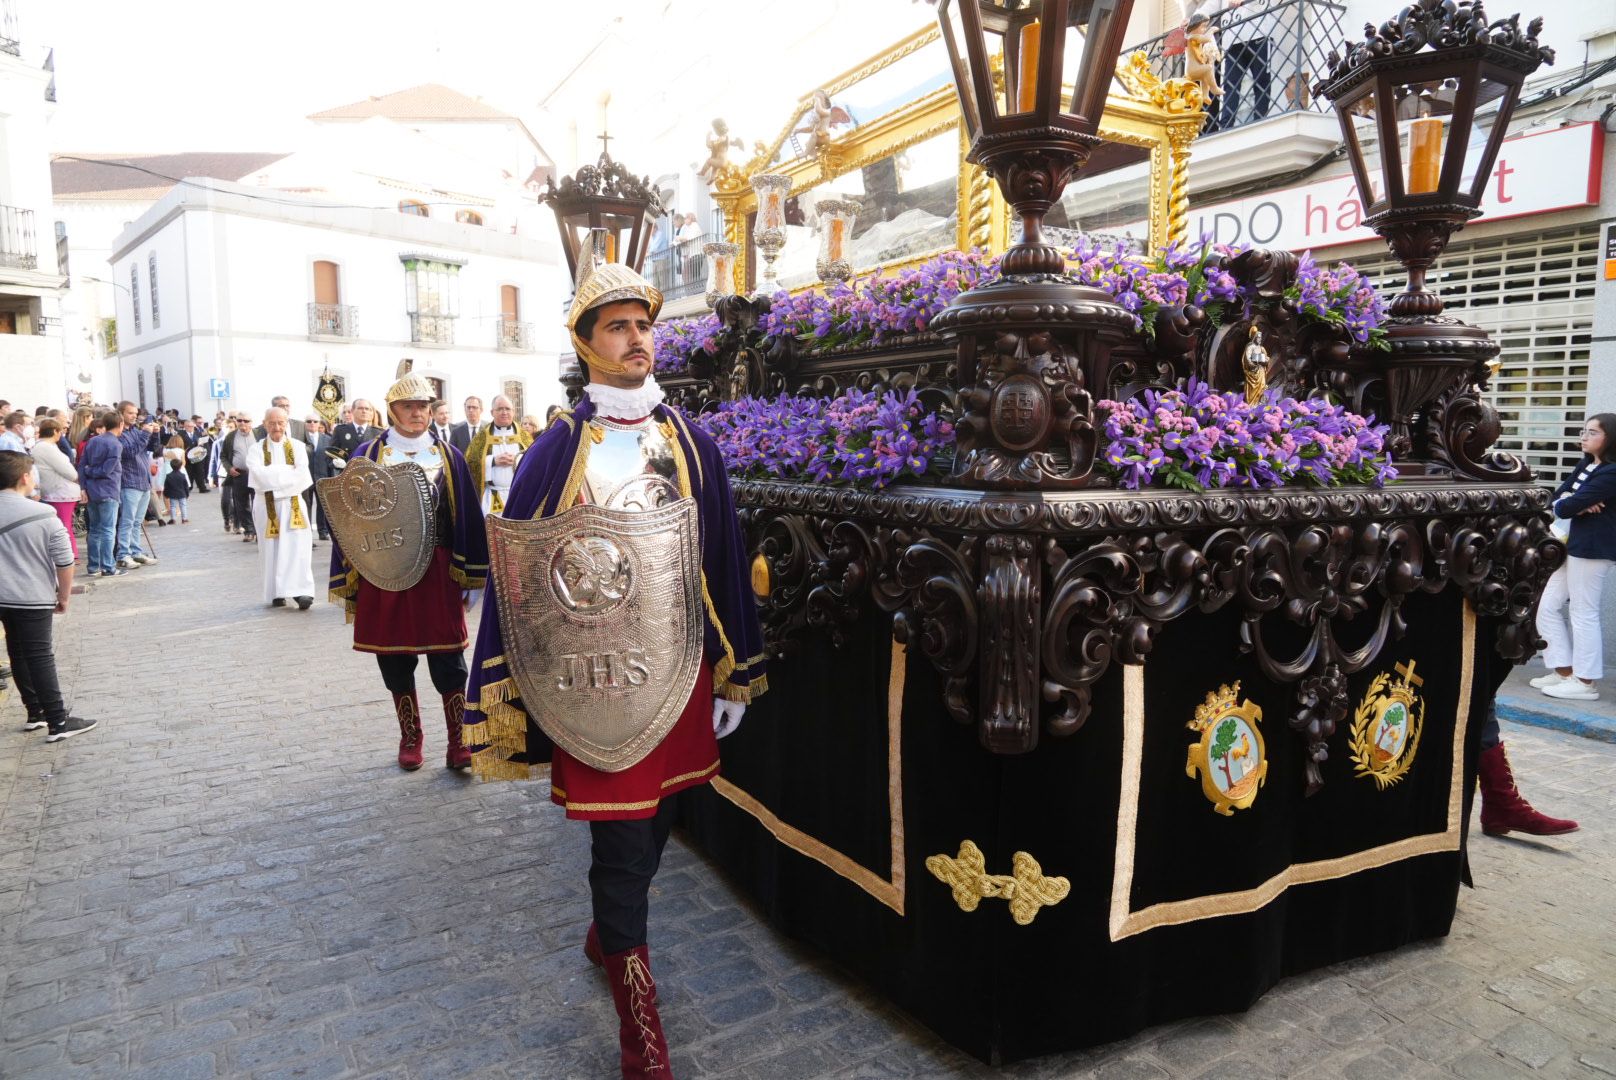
[928,0,1138,496]
[1315,0,1553,469]
[934,0,1135,275]
[539,131,664,282]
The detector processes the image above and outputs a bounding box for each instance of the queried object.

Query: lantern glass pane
[1064,0,1124,121]
[938,0,985,130]
[1345,94,1384,204]
[1460,74,1511,201]
[1391,78,1455,196]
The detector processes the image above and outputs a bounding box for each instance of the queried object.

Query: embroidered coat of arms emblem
[1350,660,1425,790]
[1185,682,1267,816]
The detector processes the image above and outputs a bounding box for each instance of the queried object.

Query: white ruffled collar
[385,429,436,455]
[584,375,665,422]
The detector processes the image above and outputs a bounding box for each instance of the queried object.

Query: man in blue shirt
[113,401,162,569]
[78,410,127,577]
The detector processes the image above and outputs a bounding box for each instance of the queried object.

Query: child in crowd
[163,457,191,525]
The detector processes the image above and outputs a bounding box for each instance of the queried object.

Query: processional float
[544,0,1562,1062]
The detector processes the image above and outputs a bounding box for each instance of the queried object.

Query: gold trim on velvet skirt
[710,636,908,915]
[1108,602,1477,941]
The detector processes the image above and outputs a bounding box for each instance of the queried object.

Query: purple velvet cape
[464,397,766,778]
[326,429,489,615]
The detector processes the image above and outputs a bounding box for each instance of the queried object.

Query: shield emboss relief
[487,498,704,773]
[316,456,438,591]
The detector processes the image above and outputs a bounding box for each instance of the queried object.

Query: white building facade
[109,180,567,424]
[0,2,67,411]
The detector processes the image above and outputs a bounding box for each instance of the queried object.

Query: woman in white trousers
[1535,414,1616,701]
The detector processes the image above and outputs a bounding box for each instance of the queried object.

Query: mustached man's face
[583,301,654,390]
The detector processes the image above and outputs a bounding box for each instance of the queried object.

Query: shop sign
[1117,122,1603,252]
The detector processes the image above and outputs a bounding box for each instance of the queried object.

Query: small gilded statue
[696,118,744,185]
[1184,13,1224,101]
[795,89,853,158]
[1242,326,1270,405]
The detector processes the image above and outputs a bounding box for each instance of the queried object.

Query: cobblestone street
[2,496,1614,1079]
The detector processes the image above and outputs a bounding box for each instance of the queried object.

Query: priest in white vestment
[248,407,317,609]
[465,394,531,516]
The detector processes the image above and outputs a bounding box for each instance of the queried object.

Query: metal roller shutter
[1338,223,1599,482]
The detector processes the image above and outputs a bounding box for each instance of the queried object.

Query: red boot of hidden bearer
[603,945,673,1078]
[392,691,423,771]
[584,922,604,967]
[1478,743,1578,836]
[442,690,471,770]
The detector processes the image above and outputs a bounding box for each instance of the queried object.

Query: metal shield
[317,455,437,592]
[487,498,704,773]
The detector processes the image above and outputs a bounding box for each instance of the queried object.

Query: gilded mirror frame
[706,27,1207,295]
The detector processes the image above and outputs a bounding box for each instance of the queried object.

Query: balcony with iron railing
[409,312,455,346]
[1128,0,1345,135]
[308,303,358,339]
[0,205,37,271]
[645,232,719,303]
[497,317,533,352]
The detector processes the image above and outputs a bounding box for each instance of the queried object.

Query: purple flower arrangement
[652,313,724,374]
[1287,252,1389,350]
[1097,379,1395,492]
[694,387,955,490]
[758,250,1002,350]
[1070,235,1243,337]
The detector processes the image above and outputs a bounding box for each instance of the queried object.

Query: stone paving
[2,493,1614,1079]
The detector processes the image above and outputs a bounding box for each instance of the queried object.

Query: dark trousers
[375,651,467,696]
[187,461,209,492]
[229,473,255,536]
[1481,702,1500,750]
[0,607,66,725]
[1217,38,1272,128]
[589,797,679,955]
[304,487,328,537]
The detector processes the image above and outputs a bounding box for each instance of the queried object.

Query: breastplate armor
[583,419,680,511]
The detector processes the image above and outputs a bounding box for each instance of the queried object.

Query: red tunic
[352,547,468,655]
[547,662,718,821]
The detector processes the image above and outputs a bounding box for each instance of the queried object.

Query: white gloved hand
[712,698,746,739]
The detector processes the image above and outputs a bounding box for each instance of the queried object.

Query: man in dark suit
[305,416,335,540]
[328,398,382,469]
[430,400,455,447]
[179,418,210,492]
[449,395,482,455]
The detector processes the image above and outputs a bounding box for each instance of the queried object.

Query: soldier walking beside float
[464,261,765,1079]
[322,373,489,771]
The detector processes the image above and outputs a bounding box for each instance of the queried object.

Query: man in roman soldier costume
[325,373,489,771]
[465,261,765,1079]
[464,393,530,516]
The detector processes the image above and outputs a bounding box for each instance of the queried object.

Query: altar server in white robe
[248,407,317,610]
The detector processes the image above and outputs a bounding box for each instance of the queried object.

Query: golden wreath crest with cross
[1349,661,1426,790]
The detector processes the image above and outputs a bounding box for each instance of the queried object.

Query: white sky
[34,0,938,170]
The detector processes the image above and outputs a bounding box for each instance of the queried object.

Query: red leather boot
[392,691,423,771]
[442,690,471,770]
[1478,743,1578,836]
[584,922,603,967]
[602,945,672,1078]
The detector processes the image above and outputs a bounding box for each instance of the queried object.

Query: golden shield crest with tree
[1350,660,1425,789]
[1186,682,1268,816]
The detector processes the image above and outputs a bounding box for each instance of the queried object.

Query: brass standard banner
[487,498,704,773]
[317,455,438,592]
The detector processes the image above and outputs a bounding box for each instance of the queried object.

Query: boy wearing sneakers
[0,451,96,740]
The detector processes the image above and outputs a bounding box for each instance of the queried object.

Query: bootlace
[397,695,422,743]
[622,953,665,1072]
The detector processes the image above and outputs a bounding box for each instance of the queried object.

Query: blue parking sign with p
[209,378,231,399]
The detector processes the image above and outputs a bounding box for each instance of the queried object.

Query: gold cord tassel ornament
[263,492,281,539]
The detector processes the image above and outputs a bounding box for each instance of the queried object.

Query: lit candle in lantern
[1407,114,1443,194]
[1017,20,1040,113]
[605,233,618,263]
[761,191,785,231]
[828,217,846,263]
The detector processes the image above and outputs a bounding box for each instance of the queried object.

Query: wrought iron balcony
[498,317,532,352]
[1127,0,1345,135]
[307,302,358,338]
[409,312,455,345]
[0,205,36,270]
[645,231,719,302]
